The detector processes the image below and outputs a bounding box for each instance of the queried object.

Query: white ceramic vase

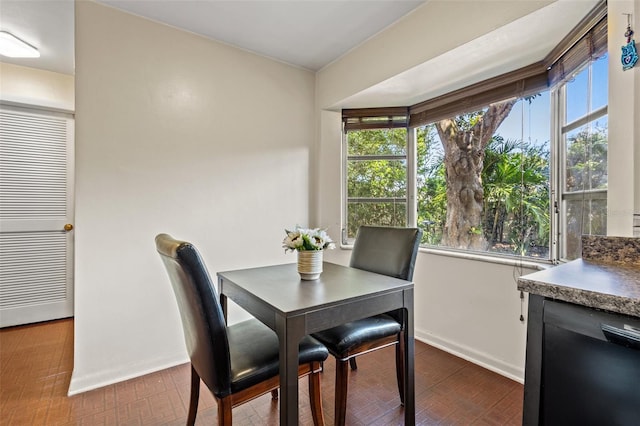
[297,250,323,280]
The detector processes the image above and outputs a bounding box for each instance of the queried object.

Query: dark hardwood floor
[0,319,523,425]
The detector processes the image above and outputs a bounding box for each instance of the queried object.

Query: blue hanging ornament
[621,16,638,71]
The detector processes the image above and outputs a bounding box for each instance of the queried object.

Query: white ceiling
[0,0,425,75]
[96,0,426,72]
[0,0,600,108]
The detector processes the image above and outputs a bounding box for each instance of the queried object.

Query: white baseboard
[67,353,189,396]
[67,331,524,396]
[414,328,524,384]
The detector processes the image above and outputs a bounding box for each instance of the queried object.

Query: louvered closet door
[0,107,74,327]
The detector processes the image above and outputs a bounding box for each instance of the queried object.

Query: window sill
[419,246,551,270]
[340,243,552,271]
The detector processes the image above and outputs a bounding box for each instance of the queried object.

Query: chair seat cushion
[311,314,401,359]
[227,319,328,394]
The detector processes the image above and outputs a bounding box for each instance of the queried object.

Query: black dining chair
[155,233,328,426]
[311,225,422,426]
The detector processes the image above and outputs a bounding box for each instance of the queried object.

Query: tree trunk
[435,101,515,250]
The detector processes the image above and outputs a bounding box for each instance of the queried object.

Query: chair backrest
[155,233,232,397]
[349,226,422,281]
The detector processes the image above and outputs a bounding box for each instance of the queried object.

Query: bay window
[342,2,607,263]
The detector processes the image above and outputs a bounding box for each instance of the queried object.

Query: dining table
[217,261,415,425]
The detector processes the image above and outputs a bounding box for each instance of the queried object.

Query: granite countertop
[517,236,640,317]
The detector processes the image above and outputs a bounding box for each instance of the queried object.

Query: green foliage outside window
[563,122,608,259]
[415,123,551,257]
[481,136,550,257]
[346,128,408,238]
[415,125,446,245]
[347,121,553,257]
[565,122,608,192]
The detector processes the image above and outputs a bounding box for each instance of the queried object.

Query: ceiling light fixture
[0,31,40,58]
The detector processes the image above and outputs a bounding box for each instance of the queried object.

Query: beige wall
[608,0,640,235]
[0,62,74,111]
[70,1,315,393]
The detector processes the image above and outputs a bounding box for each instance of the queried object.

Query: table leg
[404,289,415,425]
[220,294,228,324]
[276,314,305,426]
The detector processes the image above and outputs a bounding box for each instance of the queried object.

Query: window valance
[342,107,409,131]
[545,3,608,86]
[408,63,548,127]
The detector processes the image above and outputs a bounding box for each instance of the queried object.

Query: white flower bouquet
[282,226,335,253]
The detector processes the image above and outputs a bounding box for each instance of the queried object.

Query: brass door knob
[64,224,74,232]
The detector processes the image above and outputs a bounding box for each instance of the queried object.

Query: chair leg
[334,359,350,426]
[308,363,325,426]
[349,357,358,370]
[395,332,405,405]
[217,397,233,426]
[271,389,279,400]
[187,365,200,426]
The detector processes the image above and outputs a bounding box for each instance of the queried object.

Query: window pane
[416,125,446,246]
[560,54,608,261]
[346,202,407,239]
[347,159,407,197]
[565,117,608,192]
[347,128,406,156]
[563,198,607,260]
[345,128,408,242]
[591,53,608,111]
[416,95,551,258]
[566,66,589,123]
[497,92,551,146]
